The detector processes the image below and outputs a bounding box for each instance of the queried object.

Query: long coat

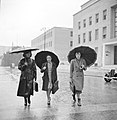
[70,58,87,92]
[41,62,57,92]
[17,58,37,97]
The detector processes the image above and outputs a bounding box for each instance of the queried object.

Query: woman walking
[41,55,57,105]
[17,51,37,106]
[70,52,87,106]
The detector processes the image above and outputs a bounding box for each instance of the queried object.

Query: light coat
[70,58,87,91]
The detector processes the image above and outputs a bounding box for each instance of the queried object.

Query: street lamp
[41,27,46,51]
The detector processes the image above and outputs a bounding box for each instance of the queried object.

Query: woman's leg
[28,95,31,105]
[46,89,51,105]
[24,97,27,106]
[72,86,76,102]
[76,92,81,106]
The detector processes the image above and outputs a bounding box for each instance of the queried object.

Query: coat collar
[45,62,56,71]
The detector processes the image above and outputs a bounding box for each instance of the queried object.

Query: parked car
[104,69,117,82]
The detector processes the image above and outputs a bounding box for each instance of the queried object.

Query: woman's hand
[80,64,84,69]
[42,66,46,70]
[69,77,73,83]
[24,62,28,66]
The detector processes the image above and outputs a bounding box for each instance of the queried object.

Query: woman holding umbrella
[70,52,87,106]
[17,50,37,106]
[35,51,59,105]
[68,46,97,106]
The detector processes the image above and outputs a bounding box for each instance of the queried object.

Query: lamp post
[41,27,46,51]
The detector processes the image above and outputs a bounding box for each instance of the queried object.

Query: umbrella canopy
[9,47,39,54]
[68,46,97,67]
[35,51,59,69]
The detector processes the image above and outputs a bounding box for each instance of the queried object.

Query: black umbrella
[9,47,39,54]
[68,46,97,67]
[35,51,60,69]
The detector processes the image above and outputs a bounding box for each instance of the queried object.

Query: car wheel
[104,78,111,82]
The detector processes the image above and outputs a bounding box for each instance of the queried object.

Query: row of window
[115,8,117,37]
[78,9,107,29]
[39,41,52,49]
[78,26,107,44]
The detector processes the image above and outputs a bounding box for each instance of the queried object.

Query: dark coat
[41,62,57,92]
[17,58,37,97]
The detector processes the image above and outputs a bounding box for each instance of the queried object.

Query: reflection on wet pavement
[0,67,117,120]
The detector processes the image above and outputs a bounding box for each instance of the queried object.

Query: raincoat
[70,58,87,92]
[17,58,37,97]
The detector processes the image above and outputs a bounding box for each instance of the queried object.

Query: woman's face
[75,52,81,60]
[46,55,52,62]
[25,52,31,58]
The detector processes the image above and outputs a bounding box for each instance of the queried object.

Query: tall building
[73,0,117,67]
[31,27,73,61]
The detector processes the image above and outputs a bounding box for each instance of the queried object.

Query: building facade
[31,27,73,61]
[73,0,117,67]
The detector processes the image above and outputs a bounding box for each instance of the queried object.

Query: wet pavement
[0,66,117,120]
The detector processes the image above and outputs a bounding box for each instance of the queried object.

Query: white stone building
[31,27,73,61]
[73,0,117,67]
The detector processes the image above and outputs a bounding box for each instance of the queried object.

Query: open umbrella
[68,46,97,67]
[35,51,59,69]
[9,47,39,54]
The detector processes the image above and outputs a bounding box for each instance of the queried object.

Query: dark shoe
[47,97,51,106]
[24,103,27,106]
[47,102,50,106]
[77,98,81,106]
[72,94,76,102]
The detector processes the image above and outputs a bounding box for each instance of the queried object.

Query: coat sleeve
[18,59,26,71]
[83,59,87,71]
[40,63,47,73]
[70,60,74,78]
[32,60,37,81]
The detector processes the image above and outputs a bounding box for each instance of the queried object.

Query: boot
[77,98,81,106]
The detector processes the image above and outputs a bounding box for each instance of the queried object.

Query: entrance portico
[103,41,117,67]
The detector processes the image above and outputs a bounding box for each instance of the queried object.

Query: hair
[46,55,52,59]
[75,52,82,58]
[23,51,32,58]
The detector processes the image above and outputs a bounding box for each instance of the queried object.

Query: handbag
[52,81,59,94]
[34,81,38,92]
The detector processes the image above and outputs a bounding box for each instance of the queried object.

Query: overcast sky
[0,0,88,47]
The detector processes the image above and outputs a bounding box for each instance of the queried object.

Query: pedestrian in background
[41,55,58,105]
[17,51,37,106]
[70,52,87,106]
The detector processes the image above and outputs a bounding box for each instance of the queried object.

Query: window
[95,29,99,40]
[78,35,80,44]
[83,19,86,27]
[114,8,117,37]
[49,41,52,47]
[95,13,99,23]
[70,41,73,47]
[103,9,107,20]
[89,31,92,41]
[70,31,73,37]
[83,33,86,43]
[78,22,81,29]
[89,17,92,25]
[103,26,107,39]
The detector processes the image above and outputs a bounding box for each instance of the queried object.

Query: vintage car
[104,69,117,82]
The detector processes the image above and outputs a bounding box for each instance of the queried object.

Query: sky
[0,0,88,47]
